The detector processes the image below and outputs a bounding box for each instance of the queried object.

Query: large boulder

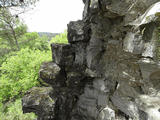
[22,87,55,120]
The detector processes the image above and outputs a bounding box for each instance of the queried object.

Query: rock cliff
[22,0,160,120]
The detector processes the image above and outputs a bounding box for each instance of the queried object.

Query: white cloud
[21,0,84,33]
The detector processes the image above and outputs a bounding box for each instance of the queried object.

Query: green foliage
[19,32,50,51]
[0,0,38,8]
[0,2,70,120]
[0,52,10,67]
[0,32,49,66]
[0,48,51,102]
[0,31,68,119]
[0,8,27,50]
[0,99,36,120]
[0,38,12,65]
[50,31,68,44]
[0,47,10,64]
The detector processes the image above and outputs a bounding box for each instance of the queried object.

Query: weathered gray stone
[51,43,74,67]
[98,107,115,120]
[39,62,63,85]
[22,0,160,120]
[123,31,143,54]
[67,20,90,43]
[129,2,160,27]
[22,87,55,120]
[111,91,140,119]
[135,95,160,120]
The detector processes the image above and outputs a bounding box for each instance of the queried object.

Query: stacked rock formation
[22,0,160,120]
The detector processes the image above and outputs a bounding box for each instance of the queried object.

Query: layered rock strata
[22,0,160,120]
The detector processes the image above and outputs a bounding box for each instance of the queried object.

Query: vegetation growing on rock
[0,29,67,119]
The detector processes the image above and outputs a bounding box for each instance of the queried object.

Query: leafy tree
[0,0,39,50]
[0,0,38,8]
[0,31,68,120]
[19,32,50,50]
[0,8,27,50]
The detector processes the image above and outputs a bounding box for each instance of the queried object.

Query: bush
[0,31,68,120]
[0,48,51,102]
[50,31,68,44]
[0,32,49,66]
[19,32,50,51]
[0,99,36,120]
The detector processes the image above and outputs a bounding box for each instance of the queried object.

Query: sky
[21,0,84,33]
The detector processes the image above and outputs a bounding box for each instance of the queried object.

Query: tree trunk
[10,24,20,50]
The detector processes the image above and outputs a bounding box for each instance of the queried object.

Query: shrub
[19,32,50,51]
[50,31,68,44]
[0,31,68,120]
[0,48,51,102]
[0,99,36,120]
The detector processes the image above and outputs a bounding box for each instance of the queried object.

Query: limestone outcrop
[22,0,160,120]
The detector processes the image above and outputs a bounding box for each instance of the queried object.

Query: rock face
[22,87,55,120]
[22,0,160,120]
